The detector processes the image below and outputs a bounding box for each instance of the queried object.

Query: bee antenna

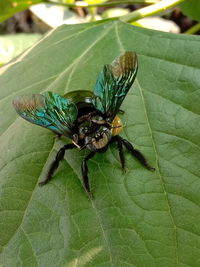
[80,138,95,151]
[80,144,87,151]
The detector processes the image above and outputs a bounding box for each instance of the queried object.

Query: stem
[88,7,97,21]
[45,0,159,8]
[184,23,200,34]
[121,0,186,23]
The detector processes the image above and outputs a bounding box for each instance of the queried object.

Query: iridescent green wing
[13,91,78,138]
[93,51,138,119]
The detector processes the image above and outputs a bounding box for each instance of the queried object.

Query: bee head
[85,126,112,152]
[79,125,88,139]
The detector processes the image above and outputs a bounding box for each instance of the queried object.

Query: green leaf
[0,20,200,266]
[180,0,200,22]
[0,33,42,66]
[0,0,43,23]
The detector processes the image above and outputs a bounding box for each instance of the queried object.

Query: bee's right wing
[13,91,78,138]
[93,51,138,120]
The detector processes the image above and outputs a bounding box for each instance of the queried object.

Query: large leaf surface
[0,20,200,266]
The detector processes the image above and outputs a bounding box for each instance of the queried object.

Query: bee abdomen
[111,115,123,136]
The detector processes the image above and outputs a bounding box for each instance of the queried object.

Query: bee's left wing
[93,51,138,120]
[13,91,78,138]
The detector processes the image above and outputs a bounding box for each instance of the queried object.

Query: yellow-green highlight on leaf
[102,8,129,19]
[47,0,160,7]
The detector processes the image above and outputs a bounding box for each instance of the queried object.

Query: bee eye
[79,126,88,137]
[95,133,100,138]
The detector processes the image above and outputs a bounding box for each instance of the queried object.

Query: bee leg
[118,136,155,171]
[39,143,76,186]
[111,136,125,170]
[118,109,125,114]
[81,152,95,197]
[53,133,61,140]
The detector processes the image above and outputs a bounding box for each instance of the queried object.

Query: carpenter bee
[13,51,154,196]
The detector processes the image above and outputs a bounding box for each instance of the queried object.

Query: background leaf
[0,0,43,23]
[0,20,200,266]
[180,0,200,22]
[0,33,42,66]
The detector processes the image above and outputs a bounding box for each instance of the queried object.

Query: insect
[13,51,154,196]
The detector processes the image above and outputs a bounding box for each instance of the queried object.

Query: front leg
[117,136,155,171]
[81,151,95,196]
[111,136,125,170]
[39,143,76,186]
